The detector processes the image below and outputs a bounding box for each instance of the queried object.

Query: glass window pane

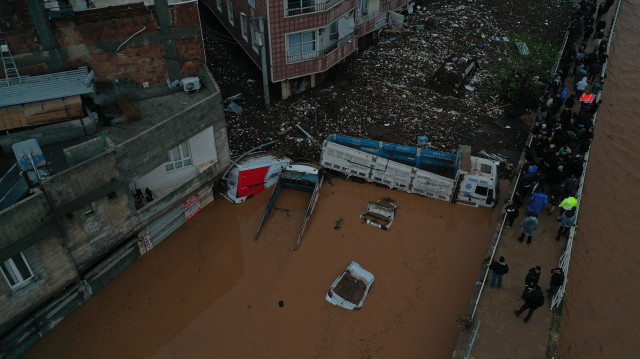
[172,147,181,160]
[13,255,31,280]
[181,143,190,157]
[287,0,299,9]
[330,22,337,33]
[1,262,17,286]
[303,32,315,42]
[184,159,192,166]
[175,162,183,169]
[289,33,301,44]
[303,42,315,52]
[165,164,174,171]
[167,151,172,162]
[289,43,301,55]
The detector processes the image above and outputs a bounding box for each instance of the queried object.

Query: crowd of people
[489,0,615,324]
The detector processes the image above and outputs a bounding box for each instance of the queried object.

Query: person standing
[527,190,549,216]
[519,213,539,244]
[559,195,578,215]
[548,268,565,299]
[489,256,509,288]
[525,266,542,288]
[515,285,545,323]
[505,196,521,228]
[557,209,578,241]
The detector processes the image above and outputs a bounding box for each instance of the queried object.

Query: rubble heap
[202,0,573,178]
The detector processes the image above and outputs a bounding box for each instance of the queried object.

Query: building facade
[0,1,230,357]
[201,0,412,98]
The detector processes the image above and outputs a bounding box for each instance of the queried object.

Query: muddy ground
[200,0,574,178]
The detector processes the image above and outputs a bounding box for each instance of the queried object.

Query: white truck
[320,134,499,207]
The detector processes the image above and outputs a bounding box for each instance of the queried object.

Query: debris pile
[201,0,573,178]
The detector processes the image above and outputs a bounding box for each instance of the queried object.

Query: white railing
[550,0,623,310]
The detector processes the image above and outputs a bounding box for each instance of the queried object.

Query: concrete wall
[0,117,96,153]
[134,125,217,193]
[63,136,113,167]
[1,1,204,85]
[0,190,53,261]
[0,235,79,335]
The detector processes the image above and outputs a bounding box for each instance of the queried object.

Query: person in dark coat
[525,266,542,288]
[548,268,565,298]
[489,256,509,288]
[505,197,521,228]
[515,285,545,323]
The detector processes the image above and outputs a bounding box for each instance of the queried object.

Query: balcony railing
[285,0,343,17]
[357,5,389,25]
[286,31,355,64]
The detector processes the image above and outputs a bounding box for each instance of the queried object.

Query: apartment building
[0,1,230,356]
[201,0,412,98]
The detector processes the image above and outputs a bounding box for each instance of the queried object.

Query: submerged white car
[325,261,375,310]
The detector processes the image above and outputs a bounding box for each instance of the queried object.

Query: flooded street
[23,179,502,358]
[558,1,640,357]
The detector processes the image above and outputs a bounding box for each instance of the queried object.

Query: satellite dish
[86,70,95,87]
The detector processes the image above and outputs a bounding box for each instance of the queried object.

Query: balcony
[286,31,355,64]
[285,0,344,17]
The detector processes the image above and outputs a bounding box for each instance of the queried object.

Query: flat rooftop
[0,75,216,201]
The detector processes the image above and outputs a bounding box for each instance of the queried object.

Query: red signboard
[183,194,201,220]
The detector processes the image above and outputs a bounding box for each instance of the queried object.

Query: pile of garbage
[202,0,573,178]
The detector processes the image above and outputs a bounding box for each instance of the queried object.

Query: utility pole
[249,17,271,110]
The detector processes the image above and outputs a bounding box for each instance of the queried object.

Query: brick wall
[1,1,205,85]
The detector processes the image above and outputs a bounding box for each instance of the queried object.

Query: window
[1,253,34,289]
[288,31,316,61]
[287,0,315,16]
[251,24,260,53]
[475,185,488,196]
[227,0,234,26]
[240,13,248,41]
[329,21,338,40]
[480,163,493,174]
[248,0,255,8]
[358,0,368,17]
[216,0,221,11]
[165,142,192,171]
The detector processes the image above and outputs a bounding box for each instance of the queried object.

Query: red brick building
[0,0,205,86]
[201,0,412,98]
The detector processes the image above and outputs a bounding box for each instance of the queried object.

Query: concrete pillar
[154,0,182,81]
[281,80,291,100]
[310,74,316,88]
[25,0,58,50]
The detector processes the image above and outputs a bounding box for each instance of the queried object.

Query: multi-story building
[201,0,412,98]
[0,0,230,356]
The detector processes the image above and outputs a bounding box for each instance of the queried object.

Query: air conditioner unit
[180,77,201,93]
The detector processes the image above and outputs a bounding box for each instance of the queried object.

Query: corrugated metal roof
[0,66,95,107]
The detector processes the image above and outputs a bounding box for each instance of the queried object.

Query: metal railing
[286,31,355,64]
[357,5,389,25]
[285,0,343,17]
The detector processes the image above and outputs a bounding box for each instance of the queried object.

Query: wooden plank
[26,110,69,125]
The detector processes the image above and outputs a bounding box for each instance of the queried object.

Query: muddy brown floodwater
[23,179,504,358]
[557,1,640,357]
